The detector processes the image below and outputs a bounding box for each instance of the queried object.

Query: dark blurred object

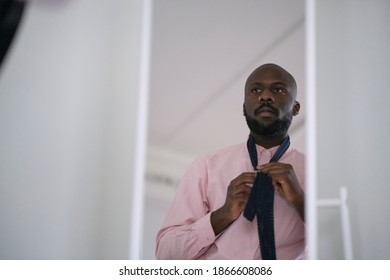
[0,0,26,67]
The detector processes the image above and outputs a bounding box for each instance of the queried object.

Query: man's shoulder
[196,142,247,164]
[288,144,305,154]
[283,146,305,176]
[287,146,305,161]
[184,142,247,176]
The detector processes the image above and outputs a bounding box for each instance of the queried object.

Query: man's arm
[155,159,215,260]
[156,165,256,259]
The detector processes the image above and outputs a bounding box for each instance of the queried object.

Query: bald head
[245,63,297,99]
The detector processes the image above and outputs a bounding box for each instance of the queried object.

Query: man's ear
[243,103,247,116]
[293,101,300,116]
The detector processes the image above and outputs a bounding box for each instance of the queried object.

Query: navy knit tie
[243,134,290,260]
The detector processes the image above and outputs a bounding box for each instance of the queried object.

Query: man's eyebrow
[248,81,289,86]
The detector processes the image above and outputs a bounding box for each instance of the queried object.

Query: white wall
[0,0,143,259]
[316,0,390,259]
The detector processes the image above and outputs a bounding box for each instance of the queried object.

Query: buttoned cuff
[191,212,216,248]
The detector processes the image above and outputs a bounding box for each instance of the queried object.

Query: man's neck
[250,133,288,149]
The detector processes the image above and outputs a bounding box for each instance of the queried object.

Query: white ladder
[317,186,353,259]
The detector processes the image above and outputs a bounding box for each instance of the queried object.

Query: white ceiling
[147,0,306,160]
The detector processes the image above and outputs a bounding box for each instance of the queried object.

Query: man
[156,63,305,259]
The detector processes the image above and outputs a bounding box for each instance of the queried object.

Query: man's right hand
[210,172,256,235]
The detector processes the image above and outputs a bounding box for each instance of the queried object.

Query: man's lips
[255,105,278,116]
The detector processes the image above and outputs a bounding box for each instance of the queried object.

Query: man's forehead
[247,79,289,85]
[246,74,293,88]
[246,65,296,88]
[249,67,290,81]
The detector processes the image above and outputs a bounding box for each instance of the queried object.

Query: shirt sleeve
[155,158,216,259]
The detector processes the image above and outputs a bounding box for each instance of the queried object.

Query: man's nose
[258,88,274,102]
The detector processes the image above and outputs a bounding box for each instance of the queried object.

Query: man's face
[243,65,299,138]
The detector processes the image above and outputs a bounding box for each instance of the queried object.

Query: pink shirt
[156,141,305,260]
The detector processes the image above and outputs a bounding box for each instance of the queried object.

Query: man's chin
[257,119,277,127]
[245,117,291,138]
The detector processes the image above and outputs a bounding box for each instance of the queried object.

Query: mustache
[255,103,278,115]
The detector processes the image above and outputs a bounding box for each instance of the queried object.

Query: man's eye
[273,87,286,94]
[251,88,262,93]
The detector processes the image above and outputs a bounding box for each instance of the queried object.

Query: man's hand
[258,162,305,221]
[211,172,255,235]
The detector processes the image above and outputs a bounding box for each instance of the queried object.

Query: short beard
[244,108,293,138]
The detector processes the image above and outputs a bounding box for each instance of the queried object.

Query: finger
[234,192,251,201]
[271,178,299,196]
[258,162,291,173]
[260,166,295,181]
[229,183,252,196]
[233,193,251,207]
[229,172,257,187]
[273,184,283,195]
